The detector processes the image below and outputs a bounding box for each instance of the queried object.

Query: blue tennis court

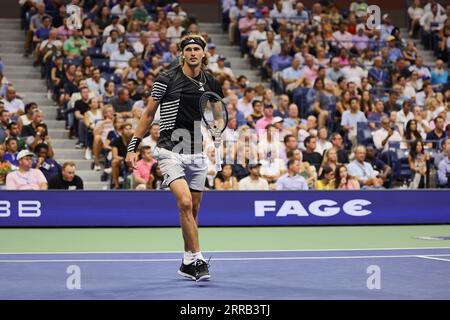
[1,247,449,300]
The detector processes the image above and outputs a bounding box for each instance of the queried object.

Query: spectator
[92,105,115,171]
[111,122,133,189]
[17,102,38,133]
[318,147,340,177]
[334,164,360,190]
[275,159,309,190]
[434,138,450,169]
[111,88,134,119]
[214,164,238,190]
[315,165,335,190]
[437,142,450,187]
[142,123,160,151]
[102,15,125,39]
[74,87,91,149]
[110,41,134,74]
[102,29,120,57]
[86,68,107,97]
[1,86,25,121]
[368,56,390,88]
[373,116,403,153]
[431,59,449,88]
[365,145,392,187]
[404,119,426,145]
[166,16,185,44]
[315,127,332,156]
[341,97,367,146]
[347,145,384,187]
[408,140,430,188]
[6,122,26,152]
[63,31,88,58]
[408,0,425,37]
[302,136,323,172]
[238,8,257,57]
[210,56,236,83]
[0,110,10,143]
[397,100,414,129]
[2,137,18,167]
[255,104,275,132]
[254,31,281,68]
[238,163,269,190]
[133,146,157,190]
[34,143,61,182]
[147,163,164,190]
[246,100,264,129]
[330,132,349,164]
[237,87,255,117]
[49,161,84,190]
[6,149,47,190]
[426,116,447,149]
[332,21,353,51]
[342,56,367,87]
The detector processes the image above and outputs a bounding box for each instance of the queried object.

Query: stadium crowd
[0,0,449,191]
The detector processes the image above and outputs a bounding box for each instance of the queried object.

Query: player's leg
[191,190,203,225]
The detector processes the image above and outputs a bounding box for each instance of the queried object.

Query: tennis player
[125,33,223,281]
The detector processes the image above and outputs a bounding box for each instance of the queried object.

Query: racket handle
[215,146,222,172]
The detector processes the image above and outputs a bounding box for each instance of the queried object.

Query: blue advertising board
[0,190,449,227]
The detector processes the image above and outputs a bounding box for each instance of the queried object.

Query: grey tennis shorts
[154,147,207,192]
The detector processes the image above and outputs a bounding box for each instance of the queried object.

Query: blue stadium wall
[0,190,449,227]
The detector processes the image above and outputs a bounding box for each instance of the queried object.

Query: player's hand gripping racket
[199,91,228,172]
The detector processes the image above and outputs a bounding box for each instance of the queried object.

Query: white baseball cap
[17,149,35,160]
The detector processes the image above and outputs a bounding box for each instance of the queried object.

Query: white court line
[417,255,450,263]
[1,254,450,263]
[0,247,450,255]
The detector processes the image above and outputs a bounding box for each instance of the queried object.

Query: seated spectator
[373,116,403,153]
[84,97,104,160]
[102,15,125,40]
[264,43,292,80]
[86,68,107,97]
[6,122,26,152]
[408,0,425,36]
[210,56,236,83]
[426,116,447,149]
[92,105,116,171]
[408,140,430,188]
[214,164,238,190]
[1,86,25,121]
[342,57,367,87]
[347,145,384,187]
[147,163,164,190]
[110,41,134,74]
[17,103,38,133]
[306,78,331,128]
[255,104,275,133]
[111,122,133,189]
[434,138,450,169]
[0,110,10,143]
[34,143,61,182]
[238,163,269,190]
[318,147,340,177]
[397,100,414,129]
[246,100,264,129]
[315,165,335,190]
[302,136,323,172]
[365,145,392,187]
[437,142,450,187]
[404,119,426,146]
[332,21,353,51]
[74,87,91,149]
[275,159,309,190]
[315,127,332,156]
[431,59,449,89]
[103,81,116,105]
[237,87,255,118]
[133,146,157,190]
[368,56,390,88]
[48,161,84,190]
[341,97,367,146]
[111,88,134,119]
[6,150,47,190]
[334,164,360,190]
[63,31,88,58]
[2,137,18,167]
[102,29,120,58]
[330,132,349,164]
[166,16,185,44]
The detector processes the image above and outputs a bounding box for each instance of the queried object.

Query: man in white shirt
[396,100,414,129]
[254,30,280,61]
[332,21,354,51]
[248,19,267,54]
[238,163,270,190]
[373,116,403,153]
[102,15,125,39]
[102,29,120,57]
[347,145,384,187]
[111,0,129,19]
[166,16,185,44]
[342,57,367,87]
[86,68,106,97]
[237,87,255,117]
[142,123,160,151]
[110,41,134,73]
[1,86,24,121]
[210,56,236,83]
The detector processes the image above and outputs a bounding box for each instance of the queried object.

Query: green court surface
[1,225,449,253]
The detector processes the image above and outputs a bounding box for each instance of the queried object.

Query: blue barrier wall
[0,190,449,227]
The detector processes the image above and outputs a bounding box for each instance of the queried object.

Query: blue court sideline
[0,248,449,300]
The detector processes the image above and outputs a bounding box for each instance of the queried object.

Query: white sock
[192,252,205,262]
[183,251,195,265]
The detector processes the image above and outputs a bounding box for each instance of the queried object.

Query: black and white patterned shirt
[151,66,223,154]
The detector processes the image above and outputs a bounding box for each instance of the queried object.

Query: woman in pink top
[334,165,360,190]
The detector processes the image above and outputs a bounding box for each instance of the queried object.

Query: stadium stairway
[1,19,108,190]
[199,22,263,86]
[400,27,439,68]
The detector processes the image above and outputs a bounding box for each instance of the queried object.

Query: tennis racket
[199,91,228,172]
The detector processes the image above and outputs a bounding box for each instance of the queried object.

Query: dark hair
[287,158,298,169]
[140,145,151,155]
[252,99,262,107]
[319,164,334,180]
[6,121,17,130]
[5,137,16,145]
[244,87,255,95]
[304,135,316,147]
[404,119,422,141]
[25,102,38,113]
[409,140,424,160]
[283,134,295,144]
[334,164,354,189]
[215,164,233,182]
[35,142,49,154]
